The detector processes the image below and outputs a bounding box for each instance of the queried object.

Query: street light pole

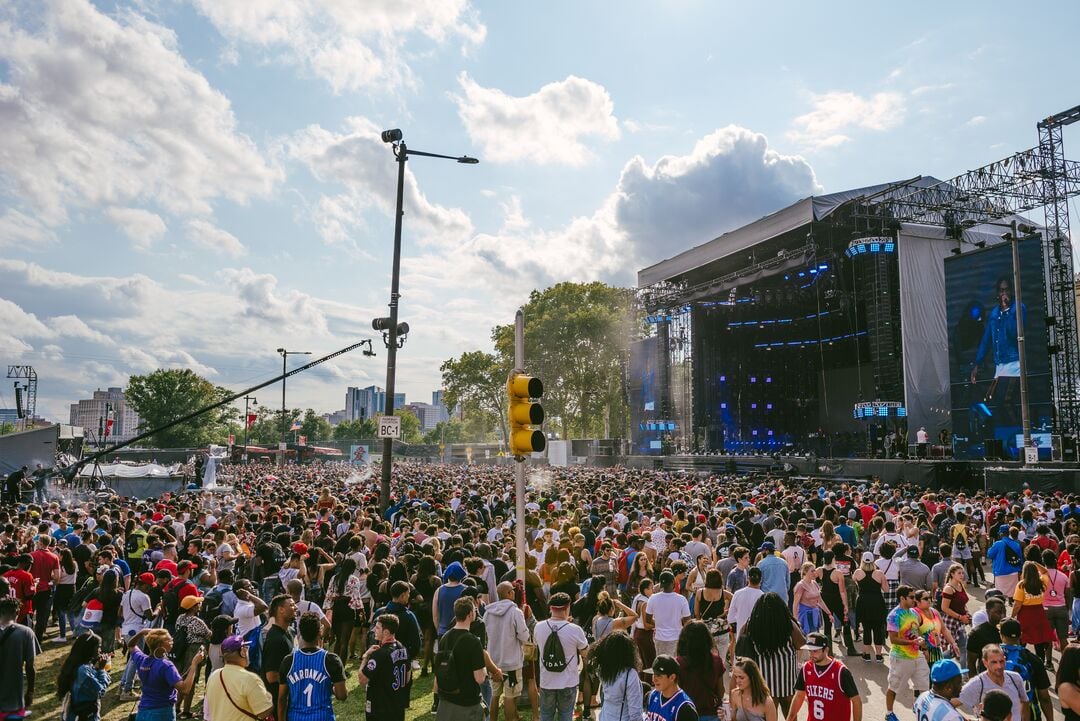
[277,349,311,467]
[377,129,478,513]
[242,395,257,464]
[1010,220,1033,462]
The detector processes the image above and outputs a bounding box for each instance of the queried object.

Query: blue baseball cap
[998,524,1010,536]
[930,659,967,684]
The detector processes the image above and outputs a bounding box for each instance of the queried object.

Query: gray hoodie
[483,598,530,670]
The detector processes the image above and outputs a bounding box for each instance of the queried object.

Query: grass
[36,638,537,721]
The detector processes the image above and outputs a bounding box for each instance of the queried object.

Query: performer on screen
[970,276,1026,426]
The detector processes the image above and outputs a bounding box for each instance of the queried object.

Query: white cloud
[187,219,247,258]
[0,298,52,353]
[0,0,280,231]
[190,0,485,93]
[404,125,820,296]
[965,115,988,127]
[105,207,167,251]
[787,91,905,150]
[453,73,620,165]
[178,274,207,286]
[0,209,57,247]
[220,267,330,336]
[285,117,473,248]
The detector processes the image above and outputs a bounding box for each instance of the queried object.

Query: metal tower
[7,365,37,428]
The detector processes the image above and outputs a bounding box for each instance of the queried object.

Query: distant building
[404,402,448,432]
[323,409,348,426]
[69,387,142,443]
[431,390,455,422]
[345,386,405,421]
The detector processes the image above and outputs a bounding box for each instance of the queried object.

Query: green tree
[493,282,633,440]
[332,418,376,441]
[246,405,302,445]
[422,418,472,444]
[125,369,234,448]
[440,351,510,447]
[299,409,333,443]
[0,421,16,436]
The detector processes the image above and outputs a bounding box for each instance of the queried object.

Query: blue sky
[1,0,1079,423]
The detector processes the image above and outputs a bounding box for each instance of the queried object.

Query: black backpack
[434,632,465,694]
[1004,542,1023,568]
[200,587,225,624]
[542,622,570,673]
[162,582,183,627]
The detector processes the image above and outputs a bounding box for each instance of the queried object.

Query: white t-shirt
[235,599,261,637]
[959,671,1027,715]
[645,591,690,642]
[534,619,589,690]
[120,588,153,634]
[728,586,764,634]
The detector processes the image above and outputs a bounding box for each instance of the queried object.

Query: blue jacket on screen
[975,301,1025,368]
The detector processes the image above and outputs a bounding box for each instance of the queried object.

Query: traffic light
[507,372,545,458]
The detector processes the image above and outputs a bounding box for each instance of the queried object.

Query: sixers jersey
[286,648,335,721]
[646,688,695,721]
[800,660,850,721]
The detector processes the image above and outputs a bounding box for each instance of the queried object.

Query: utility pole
[243,395,257,464]
[514,309,527,583]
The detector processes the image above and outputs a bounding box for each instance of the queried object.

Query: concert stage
[622,454,1080,492]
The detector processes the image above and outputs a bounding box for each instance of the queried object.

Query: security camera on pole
[507,309,545,582]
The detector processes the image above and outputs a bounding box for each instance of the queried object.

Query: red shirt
[1032,535,1059,552]
[798,659,853,721]
[3,569,36,616]
[29,549,59,592]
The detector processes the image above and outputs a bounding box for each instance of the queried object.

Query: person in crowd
[997,618,1053,721]
[980,690,1015,721]
[127,627,205,721]
[913,589,960,665]
[436,597,488,721]
[756,543,789,605]
[913,659,967,721]
[484,581,530,721]
[55,546,79,643]
[633,578,657,668]
[260,594,297,707]
[646,655,699,721]
[1011,561,1055,669]
[968,597,1007,674]
[534,591,588,721]
[173,595,209,718]
[676,620,725,721]
[852,551,888,662]
[56,631,110,721]
[593,631,642,721]
[646,570,691,659]
[728,567,764,641]
[959,645,1030,721]
[118,572,158,700]
[281,613,347,721]
[792,562,830,636]
[28,535,59,644]
[940,563,973,664]
[786,632,861,721]
[1039,550,1070,666]
[735,592,801,717]
[693,569,731,659]
[729,657,777,721]
[1057,645,1080,721]
[898,545,932,592]
[204,635,274,721]
[817,550,856,657]
[885,585,930,721]
[987,526,1024,597]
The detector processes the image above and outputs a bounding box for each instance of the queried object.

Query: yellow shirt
[1013,583,1046,607]
[206,664,273,721]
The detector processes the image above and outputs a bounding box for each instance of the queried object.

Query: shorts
[492,670,524,699]
[887,655,930,692]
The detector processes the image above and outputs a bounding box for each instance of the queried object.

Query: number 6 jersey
[794,659,860,721]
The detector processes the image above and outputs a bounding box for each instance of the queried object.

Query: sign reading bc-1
[378,415,401,439]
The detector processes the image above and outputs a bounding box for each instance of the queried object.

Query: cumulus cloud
[190,0,485,93]
[0,0,280,232]
[404,125,820,295]
[0,210,57,247]
[220,267,330,336]
[285,117,473,248]
[453,73,620,165]
[787,91,905,150]
[105,207,168,251]
[187,219,247,258]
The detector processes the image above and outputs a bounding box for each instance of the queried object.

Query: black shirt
[437,628,485,707]
[261,624,294,700]
[362,640,410,716]
[967,622,1002,672]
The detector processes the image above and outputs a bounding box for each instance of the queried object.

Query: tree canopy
[125,369,233,448]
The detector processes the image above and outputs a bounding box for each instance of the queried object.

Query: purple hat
[221,635,250,654]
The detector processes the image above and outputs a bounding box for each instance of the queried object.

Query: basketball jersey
[646,688,695,721]
[286,648,334,721]
[800,660,850,721]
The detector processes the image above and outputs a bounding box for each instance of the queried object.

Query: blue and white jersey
[646,688,695,721]
[286,648,334,721]
[914,691,965,721]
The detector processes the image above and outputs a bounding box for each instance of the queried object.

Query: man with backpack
[958,644,1030,721]
[998,619,1053,721]
[533,592,589,721]
[435,596,488,721]
[125,523,148,574]
[162,559,199,635]
[987,526,1024,597]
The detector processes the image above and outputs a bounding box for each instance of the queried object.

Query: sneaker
[886,713,900,721]
[52,636,68,644]
[118,691,139,702]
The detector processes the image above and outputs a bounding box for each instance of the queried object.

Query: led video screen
[945,238,1053,459]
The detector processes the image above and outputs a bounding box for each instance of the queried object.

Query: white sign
[378,415,401,439]
[1025,446,1039,465]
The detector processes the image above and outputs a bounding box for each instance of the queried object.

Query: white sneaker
[51,636,68,643]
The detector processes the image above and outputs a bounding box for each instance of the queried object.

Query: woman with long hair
[695,569,732,659]
[55,546,79,642]
[676,620,726,721]
[57,631,110,721]
[1013,560,1055,665]
[792,562,830,636]
[592,593,638,642]
[326,557,358,661]
[852,551,889,661]
[592,631,642,721]
[735,592,802,715]
[940,563,972,663]
[728,657,778,721]
[1057,644,1080,721]
[87,568,123,654]
[632,578,657,668]
[411,554,441,675]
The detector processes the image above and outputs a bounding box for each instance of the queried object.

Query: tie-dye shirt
[887,606,926,659]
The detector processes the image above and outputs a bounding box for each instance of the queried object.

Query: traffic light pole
[514,309,527,583]
[379,144,407,514]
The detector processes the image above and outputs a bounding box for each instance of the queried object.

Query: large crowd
[2,460,1080,721]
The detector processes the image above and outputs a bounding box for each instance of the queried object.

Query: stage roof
[637,177,943,287]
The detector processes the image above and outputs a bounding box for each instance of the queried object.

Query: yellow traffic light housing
[507,373,545,458]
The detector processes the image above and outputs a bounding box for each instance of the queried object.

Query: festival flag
[290,419,302,431]
[246,414,257,429]
[104,417,114,438]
